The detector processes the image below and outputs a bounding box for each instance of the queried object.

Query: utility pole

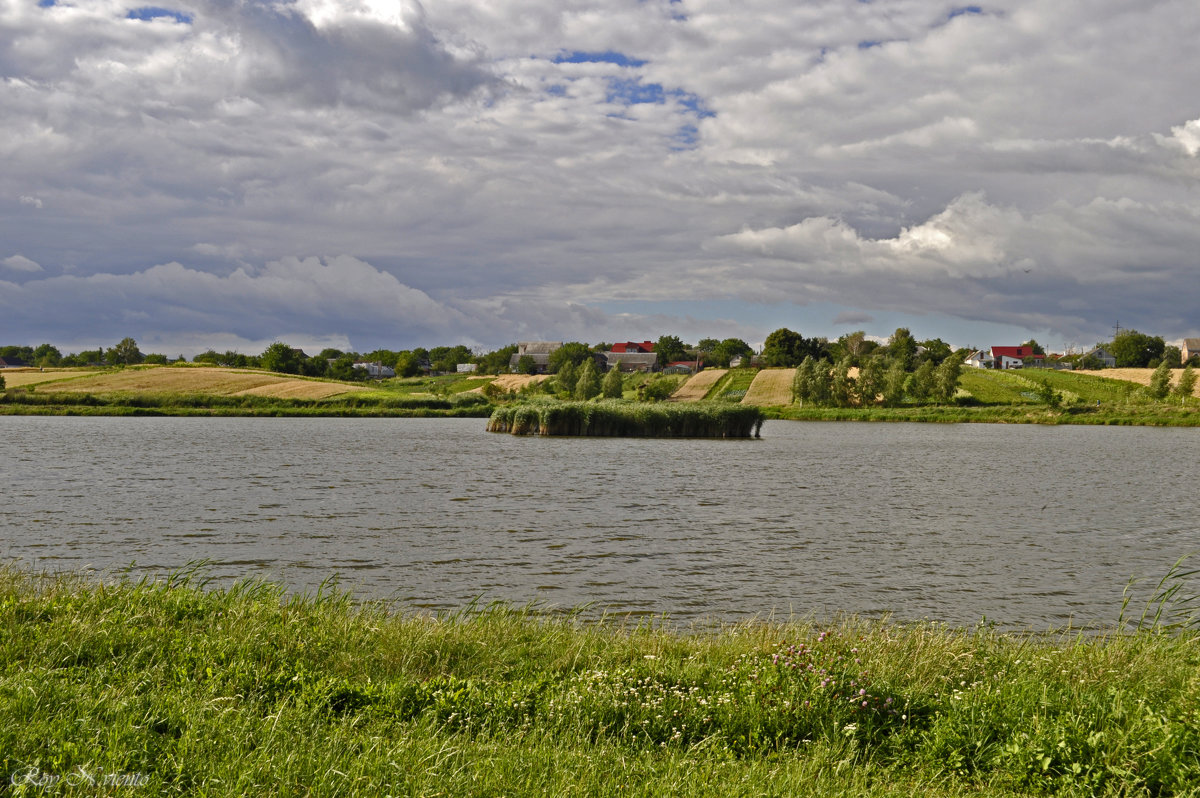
[1113,321,1122,339]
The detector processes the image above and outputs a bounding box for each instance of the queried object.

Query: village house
[610,341,655,353]
[990,346,1044,369]
[352,361,395,378]
[603,341,658,372]
[508,341,562,374]
[604,351,658,372]
[963,349,994,369]
[1082,347,1117,368]
[663,360,701,375]
[1182,338,1200,364]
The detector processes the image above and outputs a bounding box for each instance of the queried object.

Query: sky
[2,0,1200,357]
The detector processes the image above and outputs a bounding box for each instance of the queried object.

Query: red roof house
[990,346,1044,369]
[611,341,655,353]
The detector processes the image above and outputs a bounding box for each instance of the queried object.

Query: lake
[2,416,1196,629]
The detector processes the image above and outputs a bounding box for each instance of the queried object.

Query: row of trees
[1,339,155,368]
[761,327,954,371]
[792,348,964,407]
[7,325,1193,380]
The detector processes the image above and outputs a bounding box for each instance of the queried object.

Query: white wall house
[353,361,396,378]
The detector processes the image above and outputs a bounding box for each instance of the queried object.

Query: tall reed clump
[486,400,764,437]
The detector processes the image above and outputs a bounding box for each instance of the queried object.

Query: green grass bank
[3,566,1199,796]
[0,390,494,418]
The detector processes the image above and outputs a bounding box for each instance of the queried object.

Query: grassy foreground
[3,567,1199,796]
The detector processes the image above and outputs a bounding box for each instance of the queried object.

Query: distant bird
[1023,268,1032,273]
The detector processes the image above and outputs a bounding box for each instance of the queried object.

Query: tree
[836,330,870,362]
[548,342,591,373]
[1036,380,1062,409]
[260,342,302,374]
[829,357,855,407]
[476,344,518,375]
[328,354,361,381]
[709,338,753,368]
[792,356,816,404]
[641,376,676,401]
[0,373,5,391]
[516,355,538,375]
[1021,339,1046,356]
[762,328,824,367]
[32,343,61,367]
[300,355,330,378]
[654,335,688,366]
[933,356,962,403]
[1109,330,1165,368]
[855,355,885,405]
[142,353,169,365]
[575,359,601,400]
[106,337,143,366]
[394,352,422,378]
[601,367,624,398]
[886,328,917,371]
[1147,359,1172,400]
[917,338,952,366]
[1174,364,1197,401]
[429,345,472,373]
[880,361,907,406]
[907,360,935,402]
[808,359,833,405]
[556,361,579,395]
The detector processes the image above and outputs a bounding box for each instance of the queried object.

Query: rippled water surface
[2,416,1197,628]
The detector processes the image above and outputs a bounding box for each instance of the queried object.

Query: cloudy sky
[3,0,1199,356]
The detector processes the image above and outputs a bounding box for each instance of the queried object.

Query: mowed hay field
[669,368,727,402]
[31,366,365,400]
[467,374,548,393]
[741,368,796,406]
[1077,368,1200,396]
[0,368,94,389]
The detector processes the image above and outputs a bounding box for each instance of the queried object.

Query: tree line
[4,324,1195,382]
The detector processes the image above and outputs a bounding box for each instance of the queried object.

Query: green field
[704,368,759,402]
[956,368,1143,406]
[3,565,1198,797]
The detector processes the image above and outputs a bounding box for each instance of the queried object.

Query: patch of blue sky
[607,78,665,105]
[127,7,194,24]
[670,124,699,151]
[674,90,715,119]
[857,40,883,49]
[38,0,56,7]
[545,84,567,97]
[554,50,647,68]
[949,5,984,18]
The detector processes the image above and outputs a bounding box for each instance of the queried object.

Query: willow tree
[1174,364,1196,401]
[1148,360,1172,400]
[575,359,601,400]
[601,367,624,398]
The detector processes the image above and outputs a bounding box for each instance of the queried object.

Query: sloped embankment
[669,368,728,402]
[741,368,797,406]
